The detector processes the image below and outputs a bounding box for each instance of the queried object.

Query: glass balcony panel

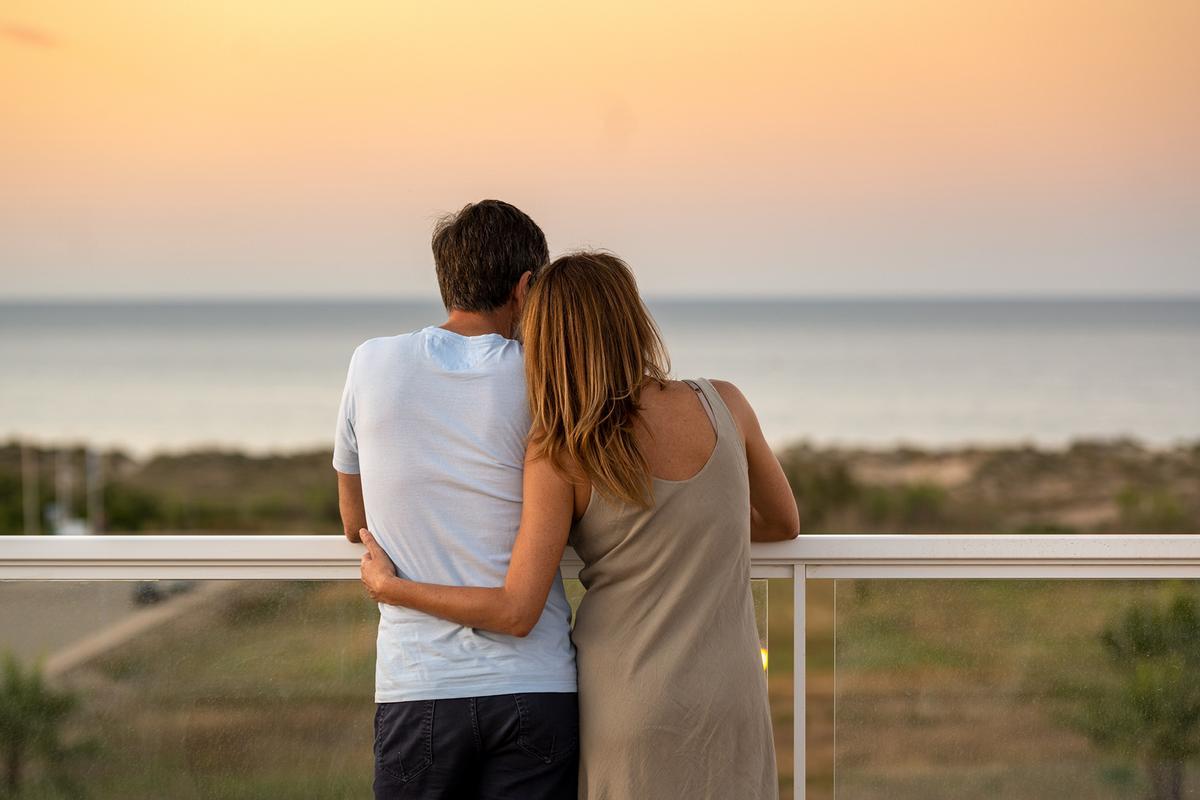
[0,576,794,797]
[765,577,835,800]
[831,579,1200,800]
[0,580,377,798]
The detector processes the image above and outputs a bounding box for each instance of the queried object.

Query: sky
[1,0,1198,299]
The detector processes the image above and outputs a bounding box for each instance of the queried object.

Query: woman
[359,251,799,799]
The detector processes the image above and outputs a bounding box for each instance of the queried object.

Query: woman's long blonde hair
[522,251,670,508]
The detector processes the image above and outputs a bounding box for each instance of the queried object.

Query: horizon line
[3,292,1199,305]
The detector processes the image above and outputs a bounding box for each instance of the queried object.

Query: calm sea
[1,299,1196,455]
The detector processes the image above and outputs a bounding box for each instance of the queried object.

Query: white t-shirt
[334,325,577,702]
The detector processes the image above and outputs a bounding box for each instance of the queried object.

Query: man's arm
[337,471,367,543]
[332,343,363,542]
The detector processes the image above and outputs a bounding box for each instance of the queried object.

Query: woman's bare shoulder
[524,432,587,485]
[708,379,760,438]
[708,379,746,405]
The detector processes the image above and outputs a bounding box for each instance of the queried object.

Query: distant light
[760,647,769,671]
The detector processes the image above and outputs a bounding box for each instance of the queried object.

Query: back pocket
[513,693,579,764]
[375,700,435,781]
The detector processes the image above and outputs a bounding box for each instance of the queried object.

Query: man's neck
[440,307,516,339]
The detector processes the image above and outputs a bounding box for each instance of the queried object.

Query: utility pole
[21,443,39,535]
[86,447,104,534]
[54,448,73,535]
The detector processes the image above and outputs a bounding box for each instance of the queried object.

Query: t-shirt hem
[374,679,578,704]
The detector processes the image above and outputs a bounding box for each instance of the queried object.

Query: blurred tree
[1061,593,1200,800]
[0,652,96,798]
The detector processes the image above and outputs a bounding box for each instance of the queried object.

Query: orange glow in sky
[2,1,1198,297]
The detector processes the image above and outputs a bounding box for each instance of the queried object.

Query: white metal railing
[3,533,1200,799]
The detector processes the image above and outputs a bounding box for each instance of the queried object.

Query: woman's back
[570,377,778,800]
[632,378,720,480]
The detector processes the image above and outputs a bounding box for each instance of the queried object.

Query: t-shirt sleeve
[332,347,360,474]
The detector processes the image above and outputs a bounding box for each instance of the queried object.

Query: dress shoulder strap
[682,379,718,432]
[686,378,746,460]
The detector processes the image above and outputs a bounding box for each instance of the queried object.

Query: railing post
[794,562,806,800]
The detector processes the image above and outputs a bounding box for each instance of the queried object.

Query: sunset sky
[2,0,1198,298]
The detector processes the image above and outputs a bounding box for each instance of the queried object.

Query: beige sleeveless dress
[569,378,778,800]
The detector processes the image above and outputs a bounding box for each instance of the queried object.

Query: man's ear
[513,270,533,310]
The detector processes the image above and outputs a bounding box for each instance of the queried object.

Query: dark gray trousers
[373,692,578,800]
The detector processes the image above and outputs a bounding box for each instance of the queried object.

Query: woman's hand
[359,529,399,603]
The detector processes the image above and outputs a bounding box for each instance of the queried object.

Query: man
[334,200,578,799]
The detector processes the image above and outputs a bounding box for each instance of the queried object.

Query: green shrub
[779,453,859,528]
[102,484,166,531]
[0,651,98,797]
[1053,592,1200,800]
[1015,522,1079,535]
[0,473,24,535]
[1118,487,1189,533]
[863,482,948,528]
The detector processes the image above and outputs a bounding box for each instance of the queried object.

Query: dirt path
[0,580,237,677]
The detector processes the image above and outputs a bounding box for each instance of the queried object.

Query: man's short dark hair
[431,200,549,312]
